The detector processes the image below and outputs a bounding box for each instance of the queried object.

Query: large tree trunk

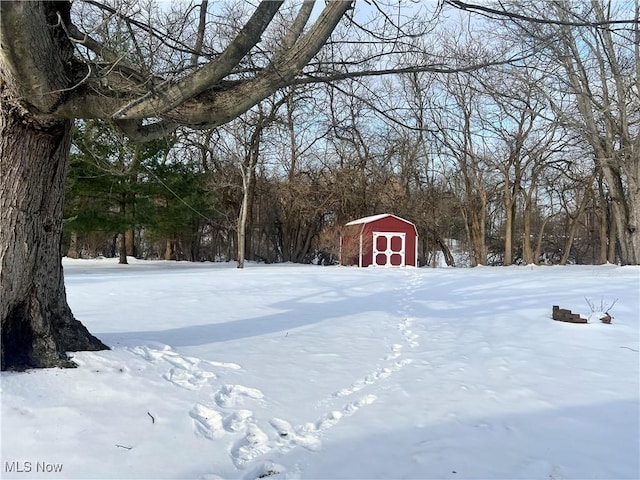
[0,108,108,371]
[117,233,128,265]
[596,174,609,265]
[237,185,249,268]
[125,229,136,257]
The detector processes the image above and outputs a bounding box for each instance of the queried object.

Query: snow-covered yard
[2,260,638,479]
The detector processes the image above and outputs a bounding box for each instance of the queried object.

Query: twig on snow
[620,346,639,352]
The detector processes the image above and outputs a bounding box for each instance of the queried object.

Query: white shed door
[373,232,405,267]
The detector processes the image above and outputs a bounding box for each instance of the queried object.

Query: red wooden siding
[340,214,418,267]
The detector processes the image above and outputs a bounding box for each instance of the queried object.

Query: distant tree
[141,160,217,262]
[65,121,173,263]
[431,65,496,267]
[472,0,639,264]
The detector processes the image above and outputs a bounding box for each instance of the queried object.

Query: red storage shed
[340,214,418,267]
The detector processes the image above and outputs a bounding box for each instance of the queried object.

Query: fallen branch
[620,346,639,352]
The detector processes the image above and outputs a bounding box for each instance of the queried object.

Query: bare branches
[66,23,147,82]
[279,0,316,52]
[109,0,353,133]
[445,0,639,28]
[112,1,284,120]
[82,0,203,60]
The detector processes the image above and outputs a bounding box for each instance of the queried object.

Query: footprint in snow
[269,417,322,452]
[190,403,256,439]
[130,345,240,390]
[226,394,377,470]
[163,368,216,390]
[129,345,168,362]
[190,404,226,440]
[215,384,264,408]
[343,394,377,415]
[163,352,200,370]
[401,329,420,348]
[315,410,343,430]
[333,367,392,397]
[241,462,286,480]
[231,424,272,468]
[385,343,404,360]
[224,409,254,432]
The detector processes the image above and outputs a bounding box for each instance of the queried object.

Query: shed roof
[345,213,414,227]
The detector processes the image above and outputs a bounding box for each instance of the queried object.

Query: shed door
[373,232,405,267]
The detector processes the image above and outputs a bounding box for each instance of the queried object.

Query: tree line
[65,1,638,267]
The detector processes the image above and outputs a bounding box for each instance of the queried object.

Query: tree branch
[280,0,316,51]
[114,119,178,142]
[66,23,148,83]
[112,1,284,120]
[107,1,353,132]
[445,0,639,27]
[190,0,209,67]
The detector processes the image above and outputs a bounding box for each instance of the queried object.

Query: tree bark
[67,231,80,259]
[460,192,488,267]
[596,173,609,264]
[237,123,262,269]
[237,176,249,268]
[164,239,173,261]
[503,187,515,266]
[559,184,593,265]
[534,214,555,264]
[0,108,108,370]
[125,229,135,257]
[117,233,128,265]
[431,229,455,267]
[522,198,535,264]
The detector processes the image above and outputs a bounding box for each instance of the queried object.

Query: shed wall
[341,215,418,267]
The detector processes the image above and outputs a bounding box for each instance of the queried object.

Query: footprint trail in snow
[128,272,424,478]
[331,270,422,401]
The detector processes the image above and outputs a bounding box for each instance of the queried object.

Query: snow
[344,213,417,229]
[2,260,639,480]
[344,213,394,225]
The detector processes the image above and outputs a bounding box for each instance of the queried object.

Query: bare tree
[484,0,639,264]
[236,99,287,268]
[431,64,496,267]
[0,0,353,370]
